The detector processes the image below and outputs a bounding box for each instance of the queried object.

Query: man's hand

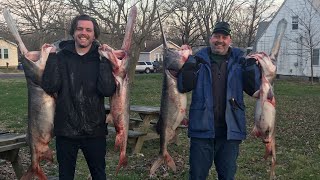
[42,43,57,53]
[246,57,259,66]
[99,44,113,52]
[183,55,197,70]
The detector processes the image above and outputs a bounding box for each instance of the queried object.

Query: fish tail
[270,157,276,180]
[21,164,47,180]
[157,10,168,49]
[264,138,276,179]
[164,151,176,172]
[20,167,34,180]
[3,9,29,55]
[270,139,276,179]
[269,19,287,61]
[115,153,128,175]
[150,150,176,175]
[150,156,164,176]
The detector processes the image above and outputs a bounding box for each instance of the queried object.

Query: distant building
[0,37,18,68]
[139,40,180,62]
[254,0,320,78]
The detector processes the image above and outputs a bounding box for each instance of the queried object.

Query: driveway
[0,73,25,79]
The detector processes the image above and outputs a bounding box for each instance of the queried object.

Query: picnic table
[0,132,27,179]
[105,105,187,154]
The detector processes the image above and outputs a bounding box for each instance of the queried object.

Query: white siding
[0,39,18,67]
[256,0,320,77]
[138,53,150,62]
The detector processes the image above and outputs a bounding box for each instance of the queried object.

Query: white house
[0,37,19,68]
[139,40,180,63]
[254,0,320,78]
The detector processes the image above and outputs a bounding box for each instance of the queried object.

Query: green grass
[1,74,320,179]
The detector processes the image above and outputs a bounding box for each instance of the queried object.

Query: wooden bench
[129,117,188,129]
[107,126,147,138]
[0,132,27,179]
[128,117,188,145]
[107,126,148,153]
[105,105,188,154]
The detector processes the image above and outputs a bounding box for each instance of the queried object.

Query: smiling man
[178,22,262,180]
[41,15,116,180]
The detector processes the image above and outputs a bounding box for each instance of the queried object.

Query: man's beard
[78,44,88,48]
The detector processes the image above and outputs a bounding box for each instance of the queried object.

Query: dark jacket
[41,40,116,138]
[178,47,261,140]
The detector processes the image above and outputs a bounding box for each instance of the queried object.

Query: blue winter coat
[178,47,261,140]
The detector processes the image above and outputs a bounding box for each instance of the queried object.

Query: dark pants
[189,137,241,180]
[56,136,107,180]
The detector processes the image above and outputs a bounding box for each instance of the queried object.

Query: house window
[155,53,163,62]
[292,16,298,30]
[312,49,319,66]
[3,49,8,59]
[0,48,9,59]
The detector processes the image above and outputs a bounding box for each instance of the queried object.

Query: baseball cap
[212,22,231,35]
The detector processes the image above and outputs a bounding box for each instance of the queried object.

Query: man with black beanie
[178,21,261,180]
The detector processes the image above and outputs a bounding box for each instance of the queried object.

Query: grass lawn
[0,73,320,179]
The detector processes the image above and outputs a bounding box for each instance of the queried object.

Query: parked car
[135,61,155,74]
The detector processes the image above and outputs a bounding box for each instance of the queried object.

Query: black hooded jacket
[41,40,116,138]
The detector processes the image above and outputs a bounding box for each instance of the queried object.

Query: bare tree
[161,0,200,45]
[245,0,276,47]
[193,0,216,46]
[192,0,247,46]
[0,0,65,50]
[214,0,246,22]
[230,0,276,48]
[285,0,320,84]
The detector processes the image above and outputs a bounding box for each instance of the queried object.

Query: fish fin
[251,126,261,137]
[150,156,164,176]
[21,57,43,85]
[41,148,54,163]
[164,151,176,172]
[267,89,274,101]
[264,143,271,160]
[252,90,260,98]
[106,114,113,124]
[114,133,121,151]
[180,117,189,126]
